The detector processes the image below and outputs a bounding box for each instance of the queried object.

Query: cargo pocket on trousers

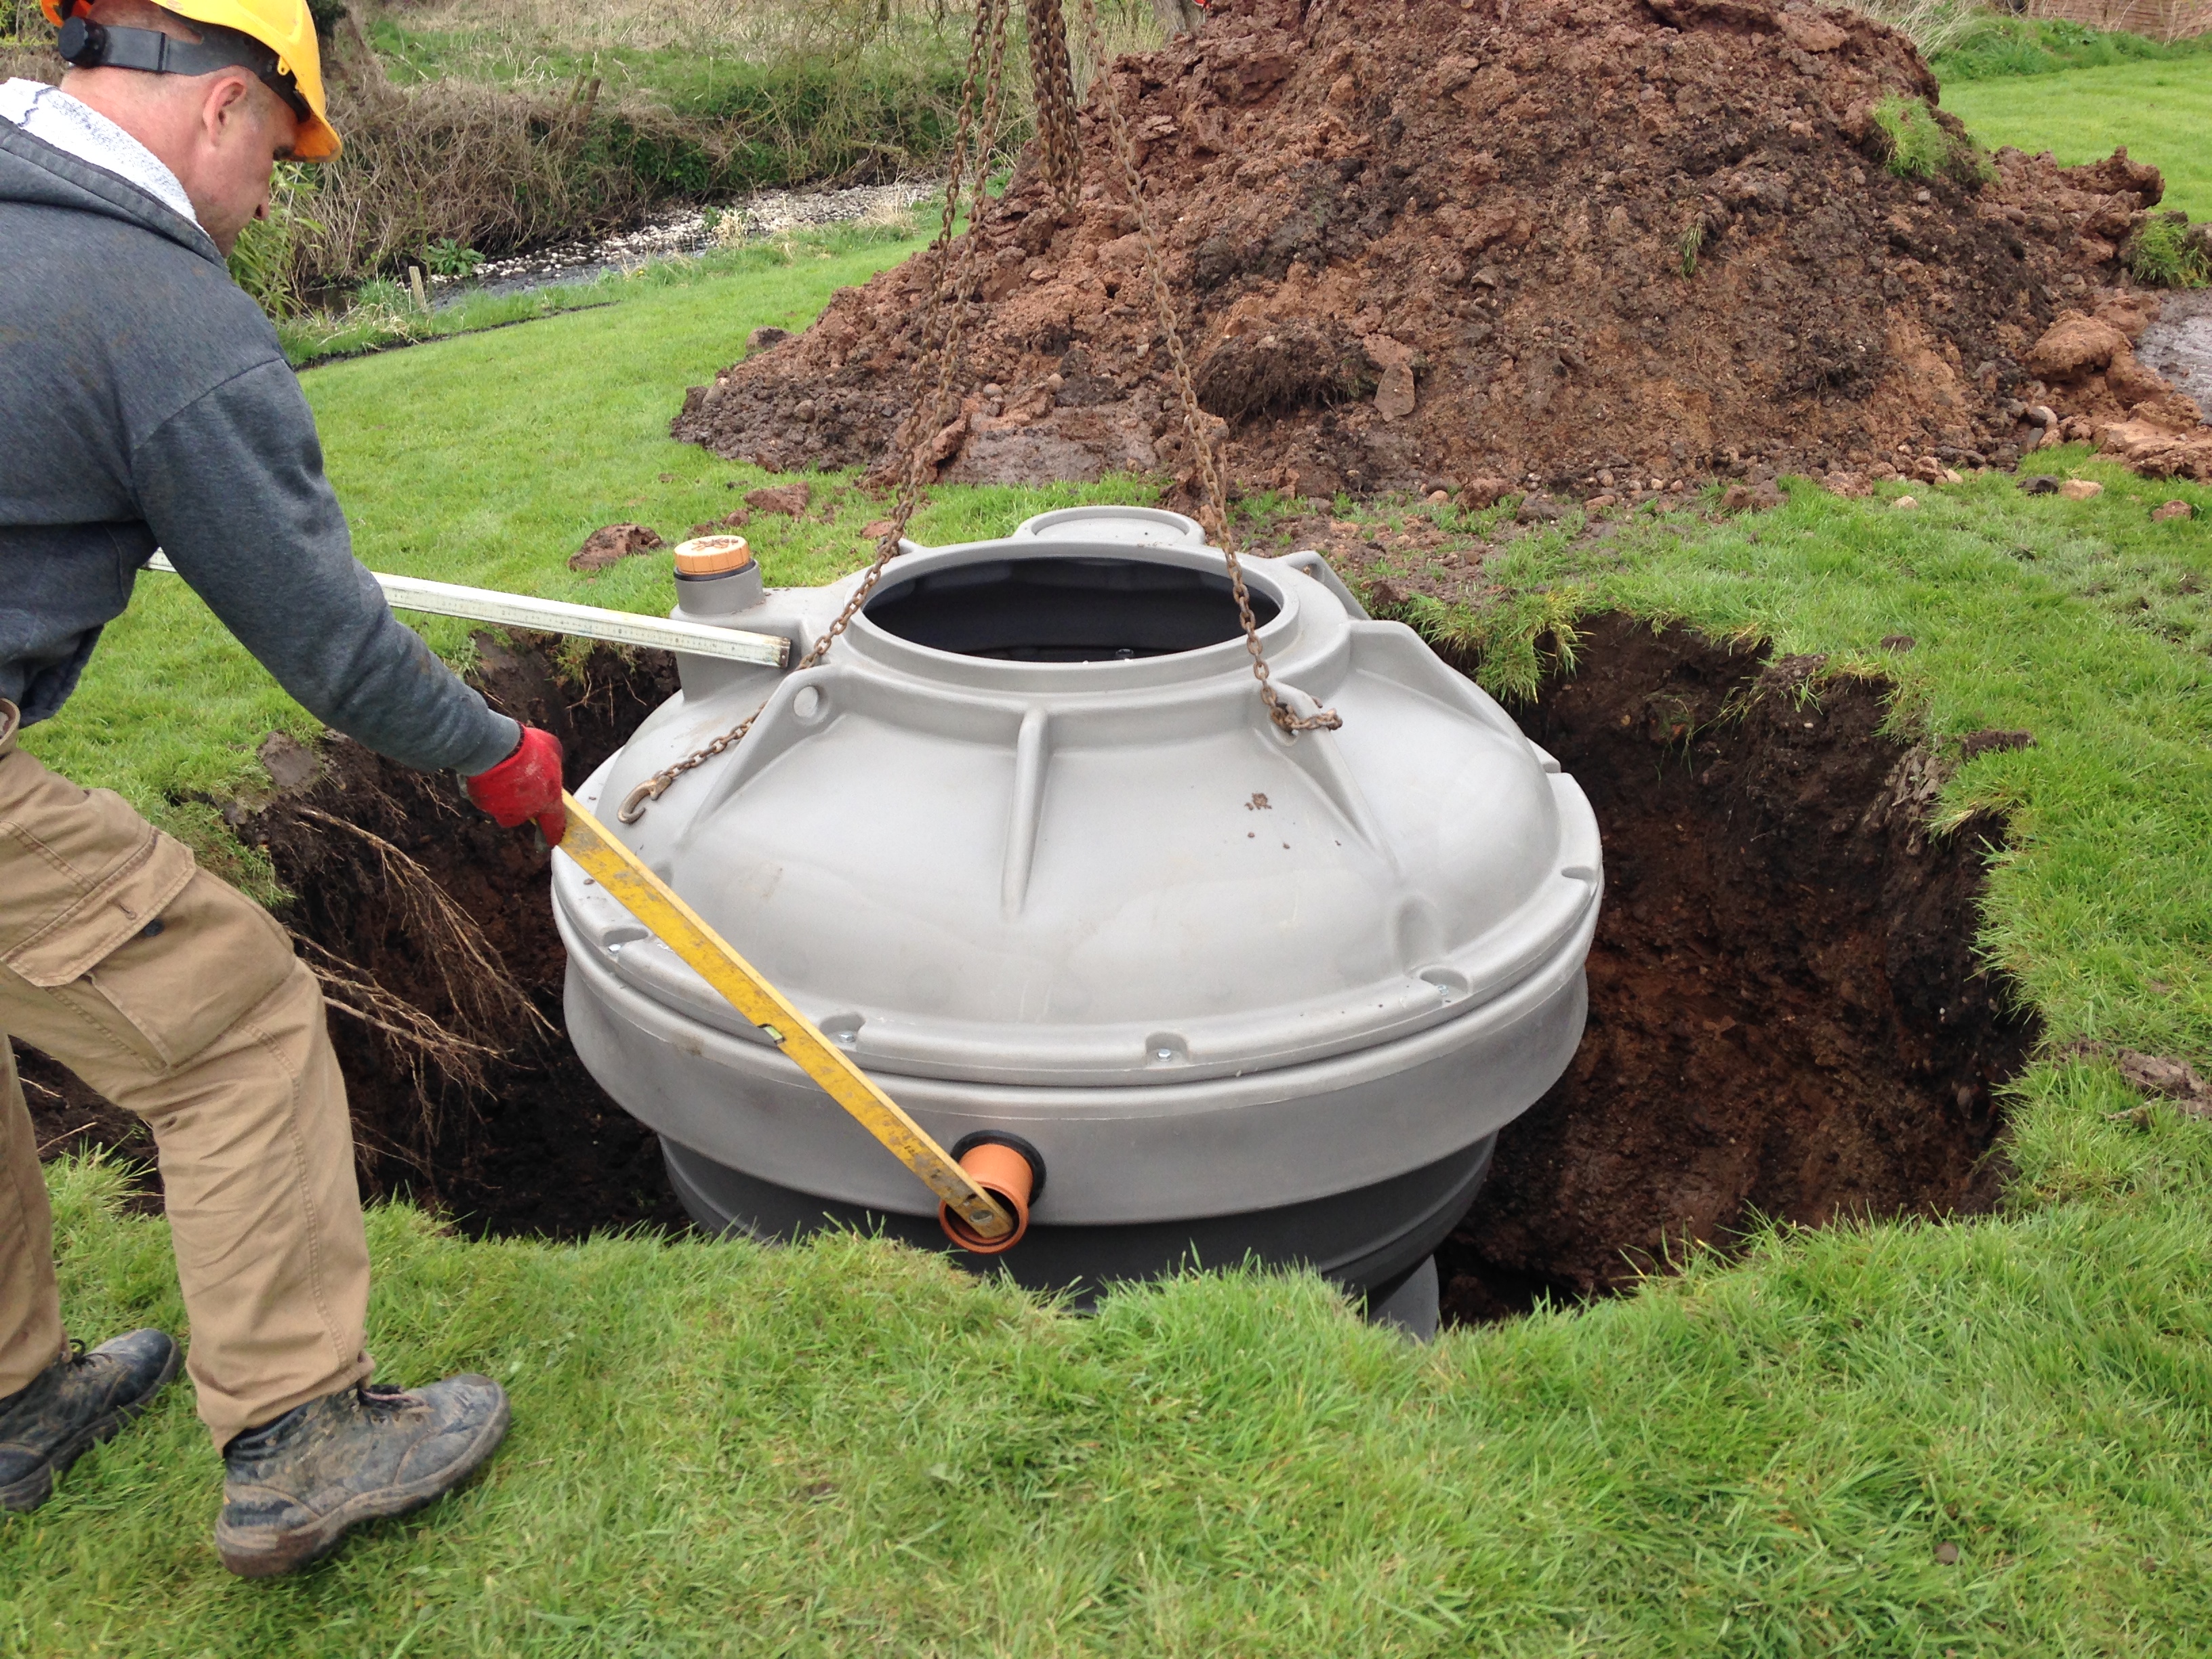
[9,840,298,1076]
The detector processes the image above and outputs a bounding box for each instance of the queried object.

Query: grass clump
[1870,93,1992,186]
[222,163,323,318]
[1674,216,1704,279]
[1372,583,1586,703]
[2124,210,2212,288]
[1833,0,1985,56]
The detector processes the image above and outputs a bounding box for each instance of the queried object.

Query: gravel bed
[434,180,939,306]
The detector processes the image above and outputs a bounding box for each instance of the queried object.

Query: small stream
[428,180,938,307]
[2137,290,2212,416]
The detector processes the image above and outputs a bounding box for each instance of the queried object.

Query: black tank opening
[864,556,1279,662]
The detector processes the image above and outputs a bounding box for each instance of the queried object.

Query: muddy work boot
[0,1328,180,1513]
[216,1375,510,1577]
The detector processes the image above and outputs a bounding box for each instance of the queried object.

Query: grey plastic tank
[553,511,1601,1329]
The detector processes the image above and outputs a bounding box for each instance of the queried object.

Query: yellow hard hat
[42,0,340,160]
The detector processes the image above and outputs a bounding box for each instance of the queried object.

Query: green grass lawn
[364,14,968,123]
[9,90,2212,1655]
[1942,56,2212,222]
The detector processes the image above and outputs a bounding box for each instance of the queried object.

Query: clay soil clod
[672,0,2200,501]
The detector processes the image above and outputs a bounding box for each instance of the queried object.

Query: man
[0,0,568,1576]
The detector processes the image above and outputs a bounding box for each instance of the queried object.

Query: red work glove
[465,725,567,846]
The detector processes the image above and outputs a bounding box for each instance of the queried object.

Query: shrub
[226,163,323,316]
[422,237,485,278]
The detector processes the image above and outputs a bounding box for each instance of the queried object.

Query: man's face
[186,73,299,257]
[58,20,304,259]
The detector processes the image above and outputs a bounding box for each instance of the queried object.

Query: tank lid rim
[840,536,1306,687]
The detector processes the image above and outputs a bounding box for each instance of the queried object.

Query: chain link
[1073,0,1338,735]
[619,0,1331,823]
[1024,0,1084,213]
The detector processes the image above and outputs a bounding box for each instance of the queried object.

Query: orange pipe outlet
[939,1139,1038,1255]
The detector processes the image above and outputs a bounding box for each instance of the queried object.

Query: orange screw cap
[673,535,754,576]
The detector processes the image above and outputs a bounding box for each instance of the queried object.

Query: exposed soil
[1435,615,2037,1320]
[672,0,2192,501]
[13,1044,159,1214]
[20,635,693,1240]
[25,613,2034,1307]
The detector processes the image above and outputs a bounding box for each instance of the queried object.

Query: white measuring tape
[144,552,790,668]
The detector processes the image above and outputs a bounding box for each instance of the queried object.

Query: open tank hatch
[863,556,1280,662]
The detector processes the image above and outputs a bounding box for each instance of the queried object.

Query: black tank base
[661,1136,1492,1328]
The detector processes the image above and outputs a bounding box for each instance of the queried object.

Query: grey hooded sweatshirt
[0,114,518,776]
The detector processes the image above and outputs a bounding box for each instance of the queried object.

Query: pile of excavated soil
[674,0,2200,499]
[2025,293,2212,481]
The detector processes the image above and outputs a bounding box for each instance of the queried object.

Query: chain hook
[615,778,665,824]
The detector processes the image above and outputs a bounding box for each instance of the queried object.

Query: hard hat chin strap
[56,16,312,126]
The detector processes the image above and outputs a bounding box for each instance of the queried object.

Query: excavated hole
[20,633,692,1237]
[22,615,2036,1298]
[1435,615,2037,1324]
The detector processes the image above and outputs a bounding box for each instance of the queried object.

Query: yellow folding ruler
[557,794,1015,1240]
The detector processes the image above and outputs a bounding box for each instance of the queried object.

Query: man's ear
[197,71,257,145]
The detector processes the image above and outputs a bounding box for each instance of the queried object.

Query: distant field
[1942,58,2212,222]
[368,0,1160,122]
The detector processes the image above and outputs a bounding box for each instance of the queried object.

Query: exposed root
[294,934,504,1094]
[295,806,551,1050]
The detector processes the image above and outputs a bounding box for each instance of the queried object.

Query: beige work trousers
[0,701,372,1447]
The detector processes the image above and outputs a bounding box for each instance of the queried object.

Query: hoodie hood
[0,114,219,264]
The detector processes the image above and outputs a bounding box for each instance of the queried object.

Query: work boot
[216,1374,509,1577]
[0,1328,180,1513]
